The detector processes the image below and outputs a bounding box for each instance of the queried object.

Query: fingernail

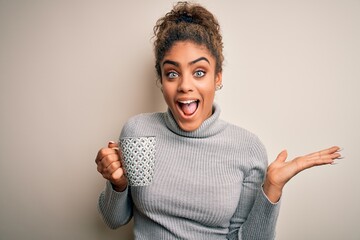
[337,147,344,152]
[109,141,115,144]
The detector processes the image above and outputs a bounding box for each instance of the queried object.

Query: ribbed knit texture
[98,104,280,239]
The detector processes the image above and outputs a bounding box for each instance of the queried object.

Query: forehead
[163,41,214,62]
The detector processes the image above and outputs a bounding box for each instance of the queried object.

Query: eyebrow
[162,60,179,67]
[162,57,210,67]
[190,57,210,65]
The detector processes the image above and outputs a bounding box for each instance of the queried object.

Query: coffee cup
[119,136,156,186]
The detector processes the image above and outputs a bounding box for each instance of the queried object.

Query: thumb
[108,141,119,149]
[275,149,288,163]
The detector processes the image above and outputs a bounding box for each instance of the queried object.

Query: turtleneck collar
[163,103,226,138]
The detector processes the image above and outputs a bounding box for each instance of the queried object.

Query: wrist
[263,180,283,203]
[111,177,128,192]
[111,182,127,192]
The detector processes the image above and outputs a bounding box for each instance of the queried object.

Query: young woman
[95,2,341,239]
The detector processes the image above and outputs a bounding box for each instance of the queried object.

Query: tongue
[181,102,197,115]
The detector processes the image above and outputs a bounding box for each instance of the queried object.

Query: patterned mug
[119,136,156,186]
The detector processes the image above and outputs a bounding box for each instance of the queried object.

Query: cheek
[197,75,216,88]
[205,91,216,104]
[161,85,174,103]
[198,82,216,99]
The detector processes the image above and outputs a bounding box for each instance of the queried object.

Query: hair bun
[176,12,195,24]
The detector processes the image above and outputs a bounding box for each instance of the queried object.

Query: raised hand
[263,146,342,202]
[95,141,128,192]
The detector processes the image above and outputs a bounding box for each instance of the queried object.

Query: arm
[98,181,133,229]
[95,141,132,228]
[227,137,280,240]
[228,145,342,239]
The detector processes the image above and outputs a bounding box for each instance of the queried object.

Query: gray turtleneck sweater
[98,104,280,239]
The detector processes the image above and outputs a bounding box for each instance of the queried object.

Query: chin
[177,120,201,132]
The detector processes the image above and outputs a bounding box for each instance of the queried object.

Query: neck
[164,103,226,138]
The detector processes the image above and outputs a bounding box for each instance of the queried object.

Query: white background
[1,0,359,239]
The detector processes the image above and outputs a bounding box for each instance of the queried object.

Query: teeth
[178,100,197,104]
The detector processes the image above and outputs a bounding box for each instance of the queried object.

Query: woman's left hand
[263,146,342,203]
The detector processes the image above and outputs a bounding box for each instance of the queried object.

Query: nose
[177,74,194,93]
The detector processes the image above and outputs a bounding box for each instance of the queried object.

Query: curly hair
[153,1,224,81]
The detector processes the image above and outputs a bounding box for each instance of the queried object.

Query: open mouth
[177,100,199,116]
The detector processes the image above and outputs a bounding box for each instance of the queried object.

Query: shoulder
[221,120,268,166]
[120,112,165,138]
[222,120,263,145]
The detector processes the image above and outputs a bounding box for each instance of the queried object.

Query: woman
[95,2,341,239]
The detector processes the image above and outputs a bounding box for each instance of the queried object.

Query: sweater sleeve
[98,181,133,229]
[97,117,137,228]
[227,136,281,240]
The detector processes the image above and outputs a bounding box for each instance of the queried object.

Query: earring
[216,84,223,91]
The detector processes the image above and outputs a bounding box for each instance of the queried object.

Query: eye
[166,71,179,79]
[194,70,205,78]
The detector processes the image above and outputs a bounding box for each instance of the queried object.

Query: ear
[215,71,222,86]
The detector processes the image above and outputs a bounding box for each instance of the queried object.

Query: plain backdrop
[1,0,359,239]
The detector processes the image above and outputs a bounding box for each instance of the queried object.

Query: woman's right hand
[95,141,128,192]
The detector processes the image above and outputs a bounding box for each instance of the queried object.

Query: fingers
[111,167,126,182]
[97,151,120,170]
[108,140,119,150]
[95,147,117,165]
[95,141,119,164]
[296,146,343,170]
[101,160,121,179]
[265,146,343,195]
[98,159,126,185]
[95,141,124,179]
[306,146,340,158]
[275,150,288,163]
[94,141,128,191]
[307,146,342,163]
